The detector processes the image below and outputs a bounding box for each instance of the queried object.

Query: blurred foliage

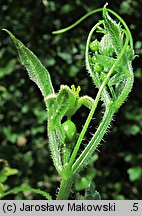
[0,159,18,196]
[0,0,142,199]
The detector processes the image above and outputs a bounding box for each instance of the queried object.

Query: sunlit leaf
[3,29,54,98]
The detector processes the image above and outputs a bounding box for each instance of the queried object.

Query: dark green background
[0,0,142,199]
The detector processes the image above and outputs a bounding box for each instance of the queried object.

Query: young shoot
[1,4,135,200]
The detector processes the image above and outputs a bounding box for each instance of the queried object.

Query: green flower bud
[93,63,104,73]
[91,55,97,64]
[90,39,99,52]
[62,120,77,142]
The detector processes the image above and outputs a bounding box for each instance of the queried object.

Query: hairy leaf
[46,85,71,135]
[3,29,54,97]
[99,34,114,56]
[85,183,101,200]
[48,129,63,173]
[109,73,128,86]
[45,94,63,172]
[103,7,123,54]
[0,187,52,200]
[45,85,74,172]
[78,96,94,110]
[95,54,128,75]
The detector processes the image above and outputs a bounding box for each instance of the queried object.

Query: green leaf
[127,166,142,182]
[45,94,63,173]
[108,73,128,86]
[125,46,135,61]
[99,34,114,56]
[95,54,116,69]
[46,85,71,138]
[3,29,54,98]
[0,183,5,194]
[45,85,73,172]
[0,59,16,78]
[3,167,18,176]
[48,130,63,173]
[77,96,94,110]
[0,186,52,200]
[0,160,18,183]
[85,183,101,200]
[0,174,7,184]
[95,54,129,76]
[103,6,123,54]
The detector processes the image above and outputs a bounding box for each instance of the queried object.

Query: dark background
[0,0,142,199]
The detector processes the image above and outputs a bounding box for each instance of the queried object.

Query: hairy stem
[72,106,114,173]
[57,170,74,200]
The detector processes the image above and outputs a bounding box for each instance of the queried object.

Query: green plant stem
[52,8,102,34]
[56,170,74,200]
[72,106,114,173]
